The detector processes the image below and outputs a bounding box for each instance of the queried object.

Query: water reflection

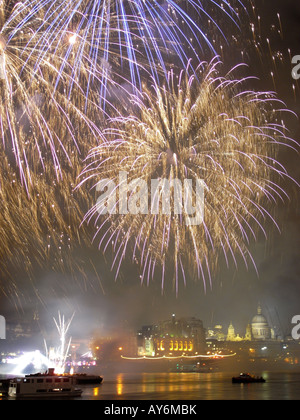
[116,374,124,396]
[93,387,99,397]
[81,371,300,400]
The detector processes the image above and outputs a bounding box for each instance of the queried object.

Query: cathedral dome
[251,304,271,340]
[252,313,268,324]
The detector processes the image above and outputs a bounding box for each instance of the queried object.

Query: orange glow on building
[154,338,194,355]
[137,315,205,357]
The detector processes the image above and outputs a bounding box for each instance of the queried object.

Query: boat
[232,373,266,384]
[0,379,10,393]
[71,373,103,385]
[8,370,82,399]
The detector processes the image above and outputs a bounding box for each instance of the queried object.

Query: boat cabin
[8,372,82,398]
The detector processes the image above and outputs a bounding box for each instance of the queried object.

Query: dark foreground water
[78,371,300,400]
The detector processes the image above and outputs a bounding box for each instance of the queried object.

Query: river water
[78,371,300,400]
[2,370,300,400]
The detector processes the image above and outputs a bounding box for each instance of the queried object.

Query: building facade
[251,304,273,340]
[137,315,206,357]
[208,304,276,343]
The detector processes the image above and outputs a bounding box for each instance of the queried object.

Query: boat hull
[75,377,103,385]
[9,390,82,399]
[232,378,265,384]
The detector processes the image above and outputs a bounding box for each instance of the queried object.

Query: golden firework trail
[79,58,299,294]
[0,0,106,192]
[0,144,95,297]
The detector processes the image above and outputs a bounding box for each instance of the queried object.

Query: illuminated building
[251,304,274,340]
[245,324,252,341]
[137,325,155,357]
[201,304,300,369]
[137,315,206,357]
[226,322,236,341]
[207,325,226,341]
[210,304,275,343]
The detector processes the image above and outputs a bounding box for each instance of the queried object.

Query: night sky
[0,0,300,342]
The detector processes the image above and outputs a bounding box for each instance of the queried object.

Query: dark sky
[0,0,300,341]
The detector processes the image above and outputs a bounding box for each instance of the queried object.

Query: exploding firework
[45,312,75,374]
[0,1,102,295]
[79,58,298,294]
[0,0,298,302]
[0,0,103,191]
[17,0,246,103]
[0,142,96,299]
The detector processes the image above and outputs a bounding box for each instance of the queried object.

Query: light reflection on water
[81,371,300,400]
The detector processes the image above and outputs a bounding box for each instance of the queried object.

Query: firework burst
[0,139,96,302]
[79,58,298,294]
[0,0,103,191]
[17,0,245,103]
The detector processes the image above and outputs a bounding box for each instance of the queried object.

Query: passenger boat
[8,370,82,398]
[232,373,266,384]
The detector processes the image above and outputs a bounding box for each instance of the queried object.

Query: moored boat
[232,373,266,384]
[72,373,103,385]
[8,370,82,398]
